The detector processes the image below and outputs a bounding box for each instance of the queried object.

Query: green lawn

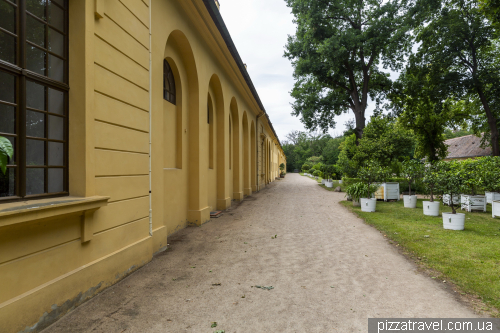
[341,199,500,316]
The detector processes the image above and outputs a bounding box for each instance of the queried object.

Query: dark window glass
[0,0,68,202]
[163,59,176,105]
[0,30,16,64]
[0,1,16,33]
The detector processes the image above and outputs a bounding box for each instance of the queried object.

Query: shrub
[313,170,321,177]
[345,182,380,200]
[435,160,469,214]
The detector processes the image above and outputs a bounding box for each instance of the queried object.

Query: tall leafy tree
[413,0,500,155]
[284,0,415,141]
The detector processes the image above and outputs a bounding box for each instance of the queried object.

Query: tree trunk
[353,108,365,144]
[476,85,500,156]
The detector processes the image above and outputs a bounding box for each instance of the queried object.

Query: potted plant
[0,136,13,176]
[460,159,486,212]
[345,182,366,207]
[435,160,468,230]
[401,159,424,208]
[422,162,440,216]
[479,157,500,205]
[357,162,387,212]
[279,163,286,178]
[324,165,335,188]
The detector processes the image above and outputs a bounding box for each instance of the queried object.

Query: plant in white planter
[460,159,486,212]
[345,182,364,207]
[479,156,500,205]
[345,182,378,210]
[357,162,388,212]
[322,165,336,188]
[435,160,468,230]
[422,162,440,216]
[401,159,424,209]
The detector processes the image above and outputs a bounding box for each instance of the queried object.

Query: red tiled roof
[444,134,492,159]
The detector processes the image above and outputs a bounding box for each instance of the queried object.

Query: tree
[401,159,424,195]
[322,136,346,165]
[389,66,452,161]
[412,0,500,155]
[284,0,415,141]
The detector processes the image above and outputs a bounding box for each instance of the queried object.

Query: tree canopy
[284,0,415,141]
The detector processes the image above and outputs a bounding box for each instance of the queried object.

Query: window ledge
[0,196,109,242]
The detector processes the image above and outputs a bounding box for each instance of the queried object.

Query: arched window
[163,59,176,104]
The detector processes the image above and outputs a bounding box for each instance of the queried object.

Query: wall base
[233,192,244,202]
[216,197,231,211]
[244,188,252,196]
[187,207,211,226]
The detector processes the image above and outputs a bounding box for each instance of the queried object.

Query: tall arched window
[163,59,176,104]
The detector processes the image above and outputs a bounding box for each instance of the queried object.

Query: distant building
[443,134,492,161]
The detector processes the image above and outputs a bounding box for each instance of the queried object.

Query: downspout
[256,112,265,191]
[148,0,153,236]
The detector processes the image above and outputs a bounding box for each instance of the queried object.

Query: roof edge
[201,0,282,148]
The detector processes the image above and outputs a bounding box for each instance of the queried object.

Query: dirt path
[42,174,476,333]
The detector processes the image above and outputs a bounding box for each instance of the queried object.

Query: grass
[341,199,500,316]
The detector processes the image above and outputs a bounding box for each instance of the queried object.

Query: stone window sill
[0,196,110,243]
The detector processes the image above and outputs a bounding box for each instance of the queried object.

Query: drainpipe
[256,111,265,191]
[148,1,153,236]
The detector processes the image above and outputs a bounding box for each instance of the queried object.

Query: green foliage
[284,0,415,140]
[400,159,425,195]
[478,156,500,192]
[312,170,321,177]
[336,134,359,178]
[443,128,475,140]
[279,163,285,171]
[435,160,469,214]
[461,159,485,195]
[345,182,380,200]
[0,136,14,175]
[422,162,440,202]
[358,162,390,187]
[412,0,500,156]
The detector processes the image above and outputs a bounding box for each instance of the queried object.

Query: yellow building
[0,0,286,331]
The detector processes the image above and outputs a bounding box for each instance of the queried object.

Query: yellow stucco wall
[0,1,285,332]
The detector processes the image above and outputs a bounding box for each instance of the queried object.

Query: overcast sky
[220,0,381,143]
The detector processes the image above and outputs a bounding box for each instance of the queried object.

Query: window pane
[26,80,45,110]
[51,0,63,6]
[0,71,15,103]
[48,28,63,56]
[48,54,63,82]
[0,104,15,134]
[26,110,45,138]
[0,1,16,33]
[48,0,63,31]
[26,45,46,76]
[0,30,15,64]
[48,88,63,114]
[26,139,45,165]
[26,15,46,47]
[48,115,63,140]
[27,0,46,21]
[26,168,44,195]
[0,167,15,197]
[48,141,63,165]
[48,168,63,192]
[4,135,15,164]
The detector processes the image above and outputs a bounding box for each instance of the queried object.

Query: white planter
[352,198,360,207]
[443,194,460,206]
[442,213,465,230]
[339,180,343,184]
[486,192,500,204]
[461,194,486,212]
[325,181,333,188]
[493,200,500,218]
[423,201,440,216]
[403,195,417,208]
[321,179,326,185]
[360,198,377,212]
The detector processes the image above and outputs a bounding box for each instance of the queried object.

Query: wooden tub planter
[493,201,500,218]
[486,192,500,205]
[443,194,460,206]
[461,194,486,213]
[374,183,400,202]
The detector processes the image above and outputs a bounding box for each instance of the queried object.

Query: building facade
[0,0,286,332]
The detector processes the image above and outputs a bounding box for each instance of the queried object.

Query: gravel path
[42,173,476,333]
